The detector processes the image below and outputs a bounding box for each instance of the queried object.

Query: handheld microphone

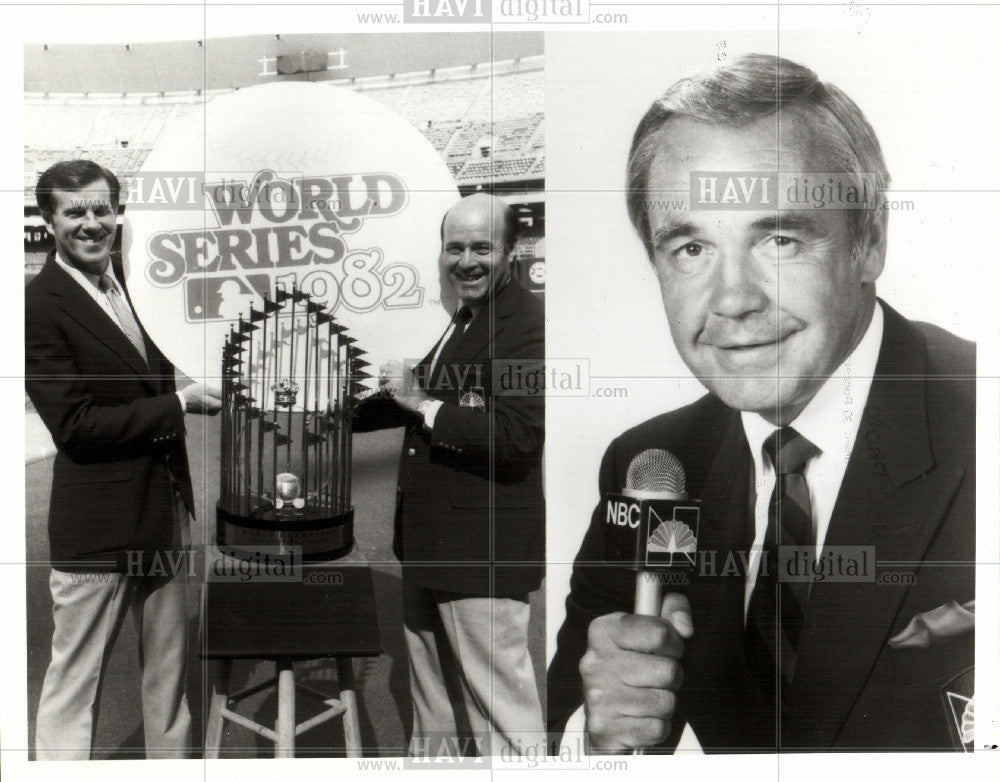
[626,450,688,615]
[603,448,700,754]
[602,448,701,615]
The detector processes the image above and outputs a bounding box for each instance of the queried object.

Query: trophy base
[216,503,354,562]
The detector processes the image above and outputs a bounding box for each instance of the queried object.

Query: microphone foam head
[625,449,686,495]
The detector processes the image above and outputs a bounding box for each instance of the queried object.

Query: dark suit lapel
[43,255,155,386]
[456,306,494,362]
[417,323,447,378]
[416,310,466,396]
[686,409,770,749]
[787,303,965,746]
[419,283,522,398]
[455,280,522,363]
[698,407,754,567]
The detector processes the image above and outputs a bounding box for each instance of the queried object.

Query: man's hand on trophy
[378,361,428,414]
[181,383,223,415]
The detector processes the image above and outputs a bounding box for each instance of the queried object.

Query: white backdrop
[544,20,1000,680]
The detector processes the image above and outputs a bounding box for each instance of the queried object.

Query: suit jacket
[354,281,545,597]
[25,252,193,573]
[548,302,975,751]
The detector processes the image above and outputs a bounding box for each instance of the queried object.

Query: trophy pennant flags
[216,281,370,561]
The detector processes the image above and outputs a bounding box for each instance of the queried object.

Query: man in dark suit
[26,160,221,759]
[355,193,545,756]
[547,54,975,752]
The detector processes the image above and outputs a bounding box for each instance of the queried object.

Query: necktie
[99,274,148,364]
[429,306,472,387]
[744,426,819,709]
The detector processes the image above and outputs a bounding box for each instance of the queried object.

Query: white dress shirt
[740,302,884,617]
[53,251,127,328]
[53,252,188,412]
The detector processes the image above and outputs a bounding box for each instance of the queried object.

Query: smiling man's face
[440,195,512,308]
[645,114,883,424]
[45,180,117,276]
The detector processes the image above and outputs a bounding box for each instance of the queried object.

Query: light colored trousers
[35,554,192,759]
[403,582,545,757]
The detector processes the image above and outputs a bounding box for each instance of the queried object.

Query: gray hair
[626,53,890,257]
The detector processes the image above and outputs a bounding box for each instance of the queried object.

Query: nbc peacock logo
[645,506,700,568]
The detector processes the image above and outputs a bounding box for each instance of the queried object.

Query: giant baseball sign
[123,81,458,392]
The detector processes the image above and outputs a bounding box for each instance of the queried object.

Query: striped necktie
[99,274,148,364]
[744,426,819,710]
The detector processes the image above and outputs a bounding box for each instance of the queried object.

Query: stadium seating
[529,120,544,150]
[458,157,537,181]
[24,101,198,205]
[465,71,542,122]
[25,67,544,196]
[24,51,547,418]
[365,77,488,126]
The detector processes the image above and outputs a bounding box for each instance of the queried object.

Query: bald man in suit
[356,193,545,756]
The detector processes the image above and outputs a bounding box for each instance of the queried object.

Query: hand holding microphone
[581,592,693,752]
[581,449,700,752]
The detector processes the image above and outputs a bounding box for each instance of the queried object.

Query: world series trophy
[215,283,371,562]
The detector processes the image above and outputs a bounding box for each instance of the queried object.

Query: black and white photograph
[544,20,998,762]
[17,21,544,763]
[2,3,999,782]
